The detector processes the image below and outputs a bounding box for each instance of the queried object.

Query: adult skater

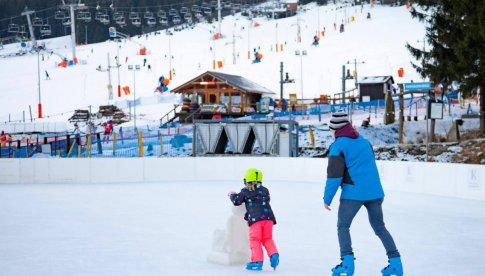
[323,110,403,276]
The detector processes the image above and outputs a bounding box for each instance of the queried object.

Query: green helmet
[244,168,263,184]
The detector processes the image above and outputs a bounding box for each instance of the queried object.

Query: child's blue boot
[331,254,355,276]
[381,257,403,276]
[246,261,263,271]
[270,253,279,270]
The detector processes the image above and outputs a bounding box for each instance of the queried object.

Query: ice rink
[1,180,484,276]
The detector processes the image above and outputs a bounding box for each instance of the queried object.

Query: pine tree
[407,0,485,135]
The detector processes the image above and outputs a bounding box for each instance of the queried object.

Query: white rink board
[0,158,484,201]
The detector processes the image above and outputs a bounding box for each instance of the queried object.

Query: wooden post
[85,135,91,158]
[77,144,81,158]
[96,133,102,154]
[112,132,117,156]
[430,119,436,142]
[309,125,315,148]
[138,132,144,157]
[398,94,404,144]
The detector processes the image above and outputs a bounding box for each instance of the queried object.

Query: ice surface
[0,181,484,275]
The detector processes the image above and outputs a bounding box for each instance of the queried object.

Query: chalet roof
[359,76,394,85]
[172,71,275,95]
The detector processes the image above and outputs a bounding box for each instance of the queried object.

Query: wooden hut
[358,76,394,101]
[170,71,275,122]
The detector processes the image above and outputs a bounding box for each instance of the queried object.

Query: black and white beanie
[329,110,349,130]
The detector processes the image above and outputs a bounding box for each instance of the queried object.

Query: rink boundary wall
[0,158,483,201]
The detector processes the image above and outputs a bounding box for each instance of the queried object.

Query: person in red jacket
[103,120,113,143]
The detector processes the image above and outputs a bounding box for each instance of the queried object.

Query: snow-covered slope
[0,3,425,123]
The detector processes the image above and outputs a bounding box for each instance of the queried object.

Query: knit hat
[329,110,350,130]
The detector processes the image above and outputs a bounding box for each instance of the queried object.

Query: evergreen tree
[407,0,485,134]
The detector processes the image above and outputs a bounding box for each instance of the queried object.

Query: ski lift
[99,14,110,25]
[223,1,232,9]
[172,15,181,24]
[195,11,203,19]
[160,17,168,26]
[32,16,43,27]
[192,5,200,13]
[184,13,192,21]
[234,4,242,11]
[40,22,52,36]
[157,10,166,18]
[62,17,71,26]
[19,25,28,37]
[132,18,141,27]
[180,7,189,14]
[116,16,126,26]
[83,11,92,22]
[95,11,104,21]
[147,18,156,26]
[210,1,217,8]
[169,8,178,16]
[144,10,154,19]
[55,10,66,20]
[8,23,19,33]
[129,12,139,20]
[113,11,124,20]
[203,6,212,15]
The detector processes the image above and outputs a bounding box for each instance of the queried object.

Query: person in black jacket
[229,168,279,271]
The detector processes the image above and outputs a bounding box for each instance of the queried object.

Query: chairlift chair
[55,10,66,20]
[95,11,104,21]
[83,11,92,22]
[144,11,154,19]
[62,17,71,26]
[158,10,166,18]
[19,25,28,37]
[132,18,141,27]
[113,11,124,20]
[192,5,200,13]
[116,16,126,26]
[100,14,110,25]
[184,13,192,21]
[32,17,43,27]
[203,7,212,15]
[8,23,19,33]
[195,11,203,19]
[210,1,217,8]
[40,23,52,36]
[169,8,178,16]
[172,15,181,24]
[129,11,139,20]
[160,17,168,26]
[180,7,189,14]
[147,18,156,26]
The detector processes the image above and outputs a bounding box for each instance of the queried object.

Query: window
[220,93,230,105]
[231,93,241,106]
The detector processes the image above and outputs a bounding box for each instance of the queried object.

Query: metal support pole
[69,5,77,61]
[217,0,222,36]
[107,53,113,100]
[37,50,42,118]
[116,40,121,97]
[280,62,284,100]
[342,65,346,103]
[133,70,137,130]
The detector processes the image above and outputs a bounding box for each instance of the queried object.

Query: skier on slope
[228,168,279,271]
[323,110,403,276]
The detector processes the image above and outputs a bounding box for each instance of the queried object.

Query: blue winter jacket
[323,127,384,205]
[230,185,277,226]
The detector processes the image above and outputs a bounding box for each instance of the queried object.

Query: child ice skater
[228,168,279,271]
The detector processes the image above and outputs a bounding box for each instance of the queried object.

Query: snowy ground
[0,3,426,124]
[1,181,484,276]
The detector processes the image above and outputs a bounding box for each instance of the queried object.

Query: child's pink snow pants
[249,220,278,262]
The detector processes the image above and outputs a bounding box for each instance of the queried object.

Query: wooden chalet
[170,71,275,123]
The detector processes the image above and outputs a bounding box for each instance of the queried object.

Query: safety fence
[0,127,193,158]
